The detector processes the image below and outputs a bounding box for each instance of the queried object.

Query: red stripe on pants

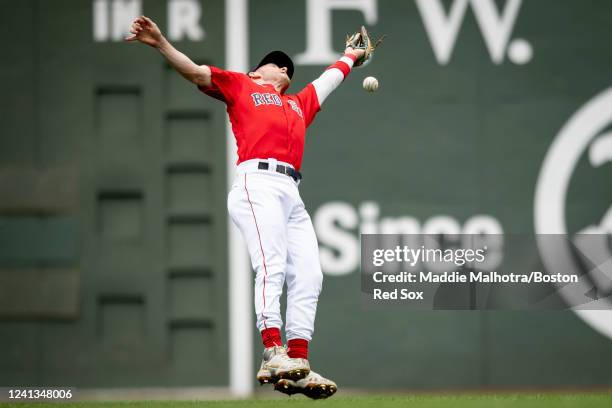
[244,173,269,329]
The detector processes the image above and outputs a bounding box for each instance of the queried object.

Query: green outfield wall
[0,0,229,386]
[1,0,612,389]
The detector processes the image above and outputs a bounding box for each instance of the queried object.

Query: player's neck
[252,78,286,94]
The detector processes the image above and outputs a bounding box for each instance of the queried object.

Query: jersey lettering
[287,99,304,118]
[251,92,283,107]
[251,92,264,106]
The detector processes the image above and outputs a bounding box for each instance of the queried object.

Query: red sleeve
[198,66,245,104]
[326,53,357,78]
[295,83,321,127]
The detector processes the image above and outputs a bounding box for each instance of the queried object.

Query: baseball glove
[345,26,385,67]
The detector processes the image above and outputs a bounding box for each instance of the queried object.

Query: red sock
[287,338,309,359]
[261,328,282,348]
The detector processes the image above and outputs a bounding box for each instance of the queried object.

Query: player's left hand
[344,46,366,61]
[345,26,385,67]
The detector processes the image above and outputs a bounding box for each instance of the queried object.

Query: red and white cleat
[256,345,310,385]
[274,370,338,399]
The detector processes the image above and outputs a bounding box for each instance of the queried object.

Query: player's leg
[284,199,323,351]
[227,173,288,336]
[278,199,336,399]
[227,172,309,383]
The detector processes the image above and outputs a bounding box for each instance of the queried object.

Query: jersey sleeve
[198,66,245,104]
[294,54,357,127]
[295,83,321,128]
[310,54,356,106]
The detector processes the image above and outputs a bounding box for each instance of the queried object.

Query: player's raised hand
[125,16,164,48]
[344,26,385,67]
[344,45,366,62]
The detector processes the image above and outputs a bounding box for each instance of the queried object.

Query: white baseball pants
[227,159,323,341]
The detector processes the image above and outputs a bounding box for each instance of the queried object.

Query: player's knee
[253,265,286,287]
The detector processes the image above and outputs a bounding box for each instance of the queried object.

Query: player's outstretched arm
[125,16,211,88]
[309,46,365,105]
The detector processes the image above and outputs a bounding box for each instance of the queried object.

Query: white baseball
[362,76,379,92]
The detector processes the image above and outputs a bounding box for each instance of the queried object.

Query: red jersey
[198,55,355,171]
[199,67,320,171]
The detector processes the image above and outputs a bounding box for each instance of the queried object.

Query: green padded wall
[0,0,228,387]
[1,0,612,391]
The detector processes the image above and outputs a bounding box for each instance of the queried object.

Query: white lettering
[296,0,378,65]
[313,201,505,275]
[168,0,205,41]
[415,0,526,65]
[112,0,141,41]
[93,0,110,41]
[314,202,359,276]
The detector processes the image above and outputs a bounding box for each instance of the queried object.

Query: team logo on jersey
[250,93,303,119]
[251,92,282,107]
[287,100,303,118]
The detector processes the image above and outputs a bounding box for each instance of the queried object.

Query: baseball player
[127,16,380,399]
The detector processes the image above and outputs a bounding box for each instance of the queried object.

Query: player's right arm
[125,16,211,88]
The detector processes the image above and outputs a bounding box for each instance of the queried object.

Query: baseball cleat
[274,370,337,399]
[256,345,310,385]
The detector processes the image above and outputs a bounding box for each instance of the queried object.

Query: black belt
[258,161,302,182]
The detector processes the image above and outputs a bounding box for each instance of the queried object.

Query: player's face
[257,63,290,88]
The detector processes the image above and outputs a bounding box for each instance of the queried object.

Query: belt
[258,161,302,182]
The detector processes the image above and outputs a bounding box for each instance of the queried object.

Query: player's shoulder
[288,83,316,99]
[209,66,249,80]
[284,92,302,105]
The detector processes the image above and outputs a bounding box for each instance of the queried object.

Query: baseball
[363,76,379,92]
